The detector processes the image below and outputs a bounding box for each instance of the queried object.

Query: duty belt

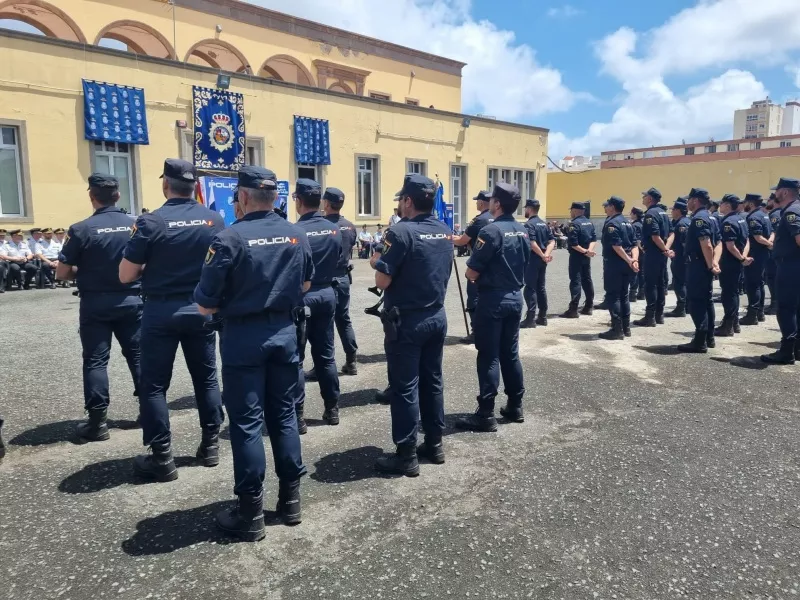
[143,292,194,301]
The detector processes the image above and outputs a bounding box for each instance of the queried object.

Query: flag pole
[435,174,471,337]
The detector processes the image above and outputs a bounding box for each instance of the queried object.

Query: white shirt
[5,240,32,259]
[389,214,401,227]
[36,238,62,260]
[358,231,373,243]
[374,232,383,244]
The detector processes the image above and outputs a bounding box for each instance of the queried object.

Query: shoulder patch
[205,247,216,265]
[724,224,732,232]
[476,236,486,250]
[568,224,576,232]
[62,233,71,246]
[130,224,137,238]
[645,217,653,224]
[382,238,392,254]
[695,219,704,227]
[608,226,615,232]
[788,214,797,222]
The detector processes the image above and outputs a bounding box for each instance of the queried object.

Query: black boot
[341,354,358,376]
[375,443,420,477]
[599,320,624,340]
[416,438,445,464]
[304,367,318,382]
[706,331,716,349]
[374,387,391,405]
[622,317,632,338]
[677,331,708,354]
[629,290,637,302]
[761,339,796,365]
[764,303,776,315]
[455,407,498,433]
[560,305,579,319]
[594,300,609,310]
[655,309,665,325]
[733,316,741,334]
[133,441,178,482]
[276,479,302,525]
[323,405,340,426]
[75,409,110,442]
[216,493,266,542]
[580,303,594,316]
[196,426,220,467]
[666,302,686,318]
[520,312,536,329]
[740,309,759,326]
[636,290,645,301]
[535,314,548,326]
[714,317,734,337]
[633,311,656,327]
[757,309,766,322]
[499,403,524,423]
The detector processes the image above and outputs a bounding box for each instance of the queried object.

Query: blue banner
[434,182,447,222]
[294,116,331,165]
[201,176,237,226]
[193,86,245,172]
[277,180,289,214]
[82,80,149,144]
[444,203,454,231]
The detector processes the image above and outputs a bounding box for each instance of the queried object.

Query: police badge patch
[130,224,137,238]
[476,236,486,250]
[695,219,704,227]
[205,247,216,264]
[788,214,797,222]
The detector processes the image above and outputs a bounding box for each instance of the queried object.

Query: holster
[347,264,354,285]
[293,306,311,358]
[204,316,224,332]
[380,306,401,342]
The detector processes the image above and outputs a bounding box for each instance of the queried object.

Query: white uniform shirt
[36,238,62,260]
[5,240,33,259]
[358,231,373,244]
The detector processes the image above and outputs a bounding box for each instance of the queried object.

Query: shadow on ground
[339,388,381,409]
[310,445,385,483]
[167,396,196,411]
[710,356,769,370]
[355,353,387,365]
[59,456,201,494]
[10,418,139,447]
[634,344,681,356]
[561,333,601,342]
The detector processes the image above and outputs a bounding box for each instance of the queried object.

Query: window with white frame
[781,140,792,148]
[705,145,717,154]
[512,170,524,215]
[92,141,136,214]
[406,160,427,176]
[501,168,511,183]
[451,164,466,228]
[751,141,761,150]
[727,144,739,152]
[356,156,378,217]
[487,168,498,191]
[643,151,654,158]
[0,126,24,216]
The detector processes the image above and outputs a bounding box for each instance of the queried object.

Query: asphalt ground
[1,251,798,600]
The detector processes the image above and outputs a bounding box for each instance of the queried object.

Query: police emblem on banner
[192,86,245,172]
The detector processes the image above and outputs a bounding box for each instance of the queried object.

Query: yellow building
[0,0,548,230]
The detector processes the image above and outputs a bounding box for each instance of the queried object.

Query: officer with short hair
[666,199,690,318]
[521,198,554,328]
[371,174,453,476]
[740,193,773,326]
[457,182,530,432]
[294,179,342,432]
[2,230,37,289]
[195,165,314,542]
[561,201,596,318]
[762,178,800,364]
[323,187,359,375]
[677,188,721,353]
[35,227,62,288]
[715,194,752,337]
[120,158,225,482]
[628,207,645,301]
[598,196,638,340]
[57,174,143,441]
[452,191,493,343]
[765,193,782,315]
[636,187,672,327]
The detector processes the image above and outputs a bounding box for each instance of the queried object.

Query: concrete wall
[548,155,800,219]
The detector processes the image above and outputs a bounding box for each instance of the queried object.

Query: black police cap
[295,178,322,197]
[743,193,762,204]
[323,187,345,204]
[29,227,42,234]
[88,173,119,190]
[492,182,521,204]
[688,187,710,201]
[238,166,277,190]
[570,201,586,210]
[630,207,643,216]
[525,198,540,209]
[9,229,22,235]
[160,158,196,183]
[473,190,491,201]
[54,228,65,234]
[396,173,435,199]
[642,187,662,200]
[603,196,625,210]
[770,177,800,191]
[720,193,741,207]
[673,198,688,211]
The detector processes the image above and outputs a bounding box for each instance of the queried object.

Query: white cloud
[546,5,584,19]
[242,0,576,121]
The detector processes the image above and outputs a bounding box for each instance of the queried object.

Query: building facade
[781,101,800,135]
[0,0,548,230]
[733,98,784,139]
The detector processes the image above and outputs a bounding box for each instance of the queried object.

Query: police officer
[56,174,142,441]
[636,187,672,327]
[3,230,37,290]
[561,201,596,318]
[0,229,8,293]
[740,193,773,326]
[762,178,800,364]
[677,188,721,353]
[765,193,782,315]
[666,199,690,318]
[598,196,638,340]
[120,158,225,482]
[322,187,359,375]
[715,194,751,337]
[628,207,645,301]
[371,174,453,475]
[521,198,554,328]
[35,227,62,288]
[195,166,313,542]
[457,182,530,432]
[294,179,342,432]
[452,191,493,343]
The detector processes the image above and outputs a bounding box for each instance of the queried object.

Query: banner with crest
[192,86,245,172]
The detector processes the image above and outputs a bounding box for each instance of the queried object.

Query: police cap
[473,190,491,201]
[0,229,6,235]
[29,227,41,234]
[743,193,762,204]
[160,158,196,183]
[9,229,22,235]
[492,182,521,204]
[295,178,322,197]
[238,166,277,190]
[54,227,65,234]
[396,173,435,199]
[524,199,540,209]
[720,193,741,207]
[770,177,800,191]
[630,207,643,216]
[688,187,710,201]
[673,198,688,212]
[709,200,720,208]
[642,187,662,200]
[88,173,119,190]
[570,201,586,210]
[42,227,53,234]
[323,187,345,204]
[603,196,625,210]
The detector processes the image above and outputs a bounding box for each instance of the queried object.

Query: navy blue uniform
[326,213,358,358]
[766,208,782,309]
[566,215,596,308]
[719,212,749,323]
[630,217,645,297]
[195,210,314,497]
[59,207,142,412]
[464,210,493,323]
[686,209,720,336]
[641,205,670,318]
[671,216,690,308]
[523,215,554,319]
[375,215,453,446]
[123,198,225,447]
[296,212,342,415]
[773,200,800,341]
[745,209,773,314]
[601,214,636,326]
[467,215,531,411]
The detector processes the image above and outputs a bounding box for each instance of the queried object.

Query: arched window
[93,20,175,59]
[329,82,354,95]
[185,39,251,74]
[259,54,315,87]
[0,0,86,42]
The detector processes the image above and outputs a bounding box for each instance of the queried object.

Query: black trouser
[643,250,667,315]
[719,259,743,321]
[523,259,548,317]
[687,259,715,334]
[765,256,777,307]
[630,253,645,296]
[671,254,687,306]
[604,259,631,325]
[0,261,8,291]
[39,261,56,285]
[8,261,37,288]
[568,253,593,308]
[745,251,768,312]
